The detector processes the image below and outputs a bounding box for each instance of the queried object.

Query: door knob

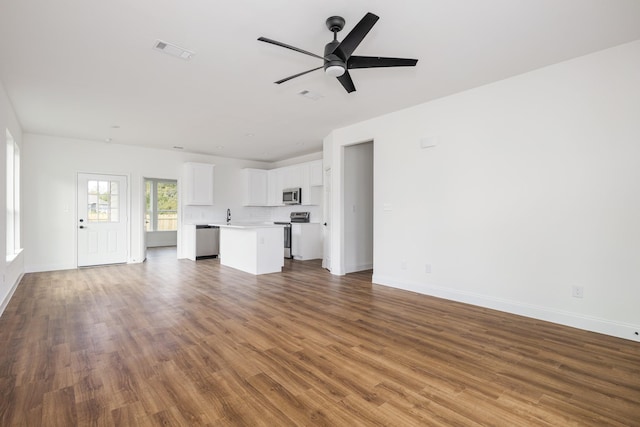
[323,222,327,226]
[79,219,84,222]
[79,225,85,229]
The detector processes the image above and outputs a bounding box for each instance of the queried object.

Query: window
[145,179,177,231]
[6,130,21,260]
[86,179,120,222]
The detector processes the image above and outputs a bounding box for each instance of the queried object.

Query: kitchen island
[209,222,285,275]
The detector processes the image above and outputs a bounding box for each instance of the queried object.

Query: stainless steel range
[274,212,310,259]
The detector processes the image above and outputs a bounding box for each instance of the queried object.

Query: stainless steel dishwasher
[195,225,219,259]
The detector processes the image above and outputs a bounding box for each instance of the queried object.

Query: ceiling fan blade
[258,37,326,61]
[336,71,356,93]
[275,66,324,84]
[332,12,379,59]
[348,56,418,69]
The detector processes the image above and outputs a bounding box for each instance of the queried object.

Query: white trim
[25,263,76,273]
[5,247,23,263]
[345,263,373,274]
[0,272,22,318]
[372,274,640,343]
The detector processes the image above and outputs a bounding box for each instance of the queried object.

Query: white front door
[77,173,128,267]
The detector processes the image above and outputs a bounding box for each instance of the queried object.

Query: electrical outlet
[572,286,584,298]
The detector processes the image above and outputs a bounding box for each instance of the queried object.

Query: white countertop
[208,222,286,229]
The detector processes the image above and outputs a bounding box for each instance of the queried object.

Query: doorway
[144,178,178,253]
[343,141,374,273]
[77,173,128,267]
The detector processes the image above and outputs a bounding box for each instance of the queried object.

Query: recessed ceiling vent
[153,40,194,60]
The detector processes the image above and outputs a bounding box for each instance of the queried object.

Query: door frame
[342,141,374,274]
[322,168,332,271]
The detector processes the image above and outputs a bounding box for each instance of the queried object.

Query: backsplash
[182,205,321,224]
[182,205,272,224]
[269,205,322,223]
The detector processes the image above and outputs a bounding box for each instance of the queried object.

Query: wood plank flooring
[1,255,639,426]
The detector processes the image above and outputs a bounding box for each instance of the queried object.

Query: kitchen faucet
[226,208,231,224]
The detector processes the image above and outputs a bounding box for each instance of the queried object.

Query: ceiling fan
[258,12,418,93]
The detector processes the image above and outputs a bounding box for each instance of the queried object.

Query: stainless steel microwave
[283,187,301,205]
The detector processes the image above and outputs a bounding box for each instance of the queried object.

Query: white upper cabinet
[300,163,312,205]
[309,160,323,186]
[240,160,323,207]
[242,168,268,206]
[281,165,303,190]
[267,169,284,206]
[183,162,215,205]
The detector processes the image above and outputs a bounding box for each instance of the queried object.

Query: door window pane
[98,181,109,195]
[88,180,98,194]
[87,179,121,223]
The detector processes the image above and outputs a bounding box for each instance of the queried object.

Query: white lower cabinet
[291,223,322,260]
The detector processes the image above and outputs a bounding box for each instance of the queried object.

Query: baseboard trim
[345,263,373,274]
[0,272,23,318]
[372,274,640,343]
[25,263,76,273]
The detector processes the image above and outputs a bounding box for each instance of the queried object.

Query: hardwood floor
[1,257,639,426]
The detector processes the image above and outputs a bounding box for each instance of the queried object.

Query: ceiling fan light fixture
[325,64,345,77]
[258,12,418,93]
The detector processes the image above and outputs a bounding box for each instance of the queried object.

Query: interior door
[77,173,128,267]
[322,168,331,271]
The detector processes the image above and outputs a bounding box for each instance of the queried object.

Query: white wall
[22,135,270,272]
[146,231,177,247]
[344,141,373,273]
[324,40,640,341]
[0,79,24,316]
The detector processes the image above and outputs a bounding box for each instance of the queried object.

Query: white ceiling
[1,0,639,162]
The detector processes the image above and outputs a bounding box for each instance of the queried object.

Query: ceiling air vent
[153,40,194,60]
